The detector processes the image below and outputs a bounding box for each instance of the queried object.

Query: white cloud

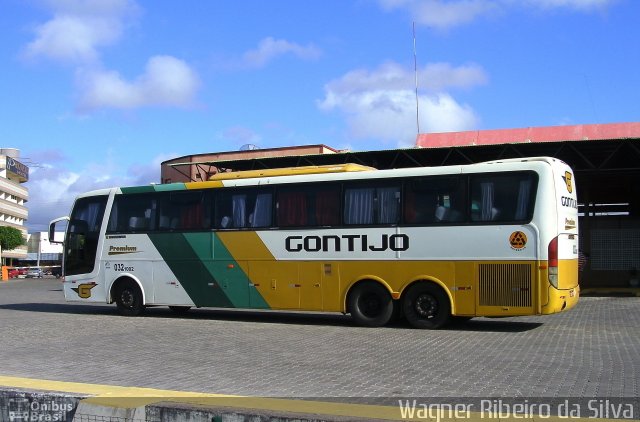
[321,61,487,97]
[26,152,170,232]
[241,37,322,68]
[379,0,617,29]
[24,0,137,64]
[379,0,499,30]
[76,55,200,111]
[318,61,485,146]
[525,0,614,10]
[24,1,201,113]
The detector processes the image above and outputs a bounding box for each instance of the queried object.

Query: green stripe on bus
[182,233,270,309]
[152,183,188,192]
[211,233,269,309]
[147,233,234,308]
[120,186,156,194]
[121,184,187,194]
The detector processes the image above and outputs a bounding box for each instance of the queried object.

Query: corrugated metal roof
[416,122,640,148]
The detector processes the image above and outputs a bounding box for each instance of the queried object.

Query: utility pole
[36,233,41,268]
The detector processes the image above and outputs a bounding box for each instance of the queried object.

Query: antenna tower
[413,21,420,135]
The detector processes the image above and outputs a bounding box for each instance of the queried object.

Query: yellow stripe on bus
[184,180,224,189]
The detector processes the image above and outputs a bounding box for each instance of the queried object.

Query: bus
[49,157,579,329]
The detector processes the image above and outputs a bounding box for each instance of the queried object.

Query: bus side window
[344,184,400,226]
[470,172,537,223]
[405,177,464,224]
[344,187,374,225]
[214,192,235,229]
[276,184,341,228]
[277,189,308,227]
[404,185,436,224]
[313,187,340,226]
[157,191,210,231]
[217,189,273,229]
[107,194,156,233]
[376,187,400,224]
[251,193,273,227]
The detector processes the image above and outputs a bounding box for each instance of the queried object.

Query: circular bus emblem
[509,231,527,250]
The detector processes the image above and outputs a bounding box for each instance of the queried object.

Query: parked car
[51,267,62,278]
[8,268,27,278]
[26,268,44,278]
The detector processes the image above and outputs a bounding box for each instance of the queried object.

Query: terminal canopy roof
[168,122,640,205]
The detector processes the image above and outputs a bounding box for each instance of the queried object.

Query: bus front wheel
[403,283,450,329]
[115,281,145,317]
[348,281,394,327]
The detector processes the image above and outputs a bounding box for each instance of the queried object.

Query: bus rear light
[548,236,559,288]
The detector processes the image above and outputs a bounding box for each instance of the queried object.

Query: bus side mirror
[49,217,69,244]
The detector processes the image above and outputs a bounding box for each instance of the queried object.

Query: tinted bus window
[107,194,157,233]
[157,191,211,230]
[276,184,341,227]
[470,172,537,223]
[404,176,466,224]
[216,188,273,229]
[344,184,400,225]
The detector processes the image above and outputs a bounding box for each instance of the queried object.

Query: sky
[1,0,639,232]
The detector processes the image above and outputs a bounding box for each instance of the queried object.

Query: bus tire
[169,306,191,314]
[115,280,145,317]
[403,283,450,329]
[348,281,394,327]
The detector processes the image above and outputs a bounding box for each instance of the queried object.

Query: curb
[0,376,397,422]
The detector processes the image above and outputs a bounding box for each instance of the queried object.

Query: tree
[0,226,25,251]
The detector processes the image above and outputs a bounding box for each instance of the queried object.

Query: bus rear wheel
[348,281,394,327]
[115,281,145,317]
[403,283,450,329]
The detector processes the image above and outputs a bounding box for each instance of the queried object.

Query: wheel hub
[121,289,134,308]
[415,294,437,318]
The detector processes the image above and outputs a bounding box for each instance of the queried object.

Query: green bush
[0,226,25,251]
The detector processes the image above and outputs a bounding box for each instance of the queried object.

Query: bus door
[58,195,109,302]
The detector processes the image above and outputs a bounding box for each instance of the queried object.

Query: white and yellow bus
[49,157,579,329]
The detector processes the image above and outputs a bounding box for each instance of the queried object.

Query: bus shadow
[0,302,354,327]
[443,319,543,332]
[0,302,543,332]
[0,303,115,316]
[163,307,354,327]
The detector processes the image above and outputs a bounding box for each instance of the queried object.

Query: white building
[0,148,28,261]
[26,232,64,264]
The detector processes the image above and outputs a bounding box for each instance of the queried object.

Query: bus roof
[208,163,376,181]
[103,156,562,195]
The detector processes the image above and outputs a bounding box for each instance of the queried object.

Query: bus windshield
[65,195,108,276]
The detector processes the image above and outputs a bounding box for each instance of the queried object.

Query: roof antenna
[413,21,420,135]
